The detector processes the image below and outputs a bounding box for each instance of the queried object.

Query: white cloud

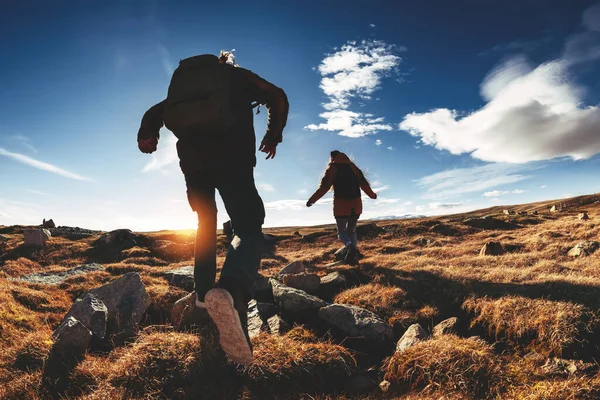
[0,147,92,181]
[142,134,178,172]
[305,40,403,138]
[482,189,527,197]
[387,146,394,150]
[375,139,382,146]
[257,183,276,192]
[157,44,174,78]
[11,135,37,153]
[264,199,307,211]
[540,185,547,189]
[428,201,463,210]
[401,5,600,164]
[417,163,535,200]
[370,23,376,28]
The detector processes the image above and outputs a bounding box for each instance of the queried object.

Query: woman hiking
[306,151,377,265]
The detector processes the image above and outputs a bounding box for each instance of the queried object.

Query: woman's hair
[330,150,341,159]
[219,50,236,66]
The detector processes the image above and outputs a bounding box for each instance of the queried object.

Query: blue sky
[2,0,600,231]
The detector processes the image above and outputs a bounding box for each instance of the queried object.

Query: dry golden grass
[463,296,597,356]
[334,283,407,319]
[383,335,503,399]
[3,194,600,398]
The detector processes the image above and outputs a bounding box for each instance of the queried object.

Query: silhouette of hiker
[137,51,288,365]
[306,151,377,265]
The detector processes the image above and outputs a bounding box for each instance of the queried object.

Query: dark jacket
[138,64,289,173]
[309,153,377,218]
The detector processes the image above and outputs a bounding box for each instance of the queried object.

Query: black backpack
[334,164,361,200]
[163,54,233,134]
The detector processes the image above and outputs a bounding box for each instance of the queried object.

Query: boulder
[171,292,211,329]
[319,304,393,341]
[267,314,289,335]
[279,261,305,277]
[334,246,349,261]
[503,209,515,215]
[152,240,194,260]
[396,323,428,353]
[550,205,558,212]
[282,273,320,294]
[162,266,194,291]
[432,317,459,338]
[14,263,104,285]
[42,218,56,229]
[355,222,379,237]
[319,271,349,300]
[62,294,108,340]
[479,241,505,256]
[518,211,528,216]
[579,213,590,220]
[96,228,137,248]
[246,300,278,338]
[568,241,600,257]
[270,279,327,314]
[413,237,432,247]
[44,317,92,387]
[24,228,51,247]
[379,380,391,393]
[86,272,151,341]
[223,220,233,241]
[532,211,539,215]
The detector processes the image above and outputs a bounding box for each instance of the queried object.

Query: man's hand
[306,200,313,208]
[138,137,158,154]
[372,193,378,200]
[259,143,277,160]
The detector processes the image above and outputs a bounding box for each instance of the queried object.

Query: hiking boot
[205,287,253,365]
[344,244,359,266]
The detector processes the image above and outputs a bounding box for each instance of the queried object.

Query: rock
[464,217,518,230]
[550,205,558,212]
[379,380,391,393]
[270,279,327,314]
[49,226,99,240]
[171,292,211,329]
[532,211,539,215]
[429,224,457,236]
[319,271,349,300]
[518,211,528,216]
[267,314,289,335]
[579,213,590,220]
[162,266,194,291]
[355,222,379,237]
[86,272,151,341]
[44,317,92,387]
[479,241,505,256]
[432,317,459,338]
[568,241,600,257]
[152,240,194,260]
[247,300,269,338]
[24,228,51,247]
[541,358,598,377]
[282,273,320,294]
[279,261,305,277]
[503,209,515,215]
[319,304,392,341]
[413,237,432,247]
[62,294,108,340]
[42,218,56,229]
[97,228,136,247]
[14,263,104,285]
[223,220,233,241]
[396,323,428,353]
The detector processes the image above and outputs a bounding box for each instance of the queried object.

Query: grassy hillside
[2,194,600,399]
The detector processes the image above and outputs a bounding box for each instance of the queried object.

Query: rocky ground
[2,194,600,399]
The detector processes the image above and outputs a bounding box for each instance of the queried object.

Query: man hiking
[306,151,377,265]
[137,51,288,365]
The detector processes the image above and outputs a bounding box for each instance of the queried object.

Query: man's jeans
[336,215,359,248]
[184,167,265,303]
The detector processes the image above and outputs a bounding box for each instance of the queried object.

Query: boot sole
[205,288,253,365]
